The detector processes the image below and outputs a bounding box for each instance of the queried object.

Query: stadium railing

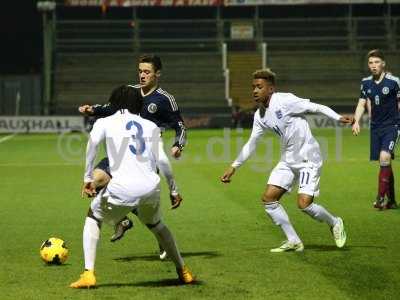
[55,16,400,53]
[50,14,400,118]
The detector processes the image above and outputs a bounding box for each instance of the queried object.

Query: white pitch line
[0,133,17,144]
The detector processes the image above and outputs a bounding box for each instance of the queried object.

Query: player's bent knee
[261,185,286,203]
[261,193,277,203]
[262,190,279,203]
[93,169,111,188]
[297,195,313,209]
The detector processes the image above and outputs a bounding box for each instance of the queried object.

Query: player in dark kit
[352,49,400,209]
[79,55,186,259]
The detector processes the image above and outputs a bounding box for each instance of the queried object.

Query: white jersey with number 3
[232,93,341,168]
[84,110,161,204]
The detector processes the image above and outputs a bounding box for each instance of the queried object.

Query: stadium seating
[228,52,262,110]
[53,52,227,117]
[52,12,400,118]
[54,50,400,116]
[268,51,400,106]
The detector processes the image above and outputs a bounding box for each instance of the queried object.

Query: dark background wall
[0,0,42,74]
[1,1,400,75]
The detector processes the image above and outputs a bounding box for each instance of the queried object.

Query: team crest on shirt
[147,103,158,113]
[275,110,283,119]
[382,87,389,95]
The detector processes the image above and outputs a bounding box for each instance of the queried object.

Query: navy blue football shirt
[92,85,186,149]
[360,73,400,129]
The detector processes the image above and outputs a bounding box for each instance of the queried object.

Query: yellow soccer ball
[40,237,69,265]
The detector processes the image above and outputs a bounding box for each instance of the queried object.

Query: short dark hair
[367,49,385,61]
[108,85,143,114]
[138,54,162,72]
[253,68,276,86]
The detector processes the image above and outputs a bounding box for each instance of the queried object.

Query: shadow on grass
[305,244,351,252]
[97,279,204,288]
[42,263,71,267]
[306,244,387,252]
[114,251,220,262]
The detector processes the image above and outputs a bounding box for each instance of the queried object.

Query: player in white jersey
[221,69,353,252]
[79,55,185,260]
[70,86,194,288]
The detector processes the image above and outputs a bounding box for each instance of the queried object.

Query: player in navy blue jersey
[78,55,186,258]
[352,49,400,209]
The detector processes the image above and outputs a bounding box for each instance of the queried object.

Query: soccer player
[70,85,194,288]
[221,69,352,252]
[352,49,400,209]
[79,55,186,254]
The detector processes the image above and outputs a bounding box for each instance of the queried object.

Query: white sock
[83,217,100,271]
[302,203,338,227]
[158,146,178,194]
[150,222,184,268]
[264,202,302,244]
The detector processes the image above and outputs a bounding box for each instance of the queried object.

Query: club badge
[275,110,283,119]
[148,103,158,113]
[382,87,389,95]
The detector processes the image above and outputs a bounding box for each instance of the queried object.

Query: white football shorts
[267,161,321,197]
[91,185,162,226]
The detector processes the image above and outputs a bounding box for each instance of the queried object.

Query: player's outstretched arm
[221,119,264,184]
[288,99,348,123]
[221,166,236,183]
[78,105,94,116]
[78,103,117,117]
[339,116,354,125]
[352,98,367,136]
[220,114,264,184]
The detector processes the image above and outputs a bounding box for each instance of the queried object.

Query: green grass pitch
[0,128,399,299]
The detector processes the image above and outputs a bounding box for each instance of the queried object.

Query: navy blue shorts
[370,125,400,161]
[95,157,111,177]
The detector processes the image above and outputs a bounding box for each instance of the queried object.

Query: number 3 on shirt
[126,120,146,155]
